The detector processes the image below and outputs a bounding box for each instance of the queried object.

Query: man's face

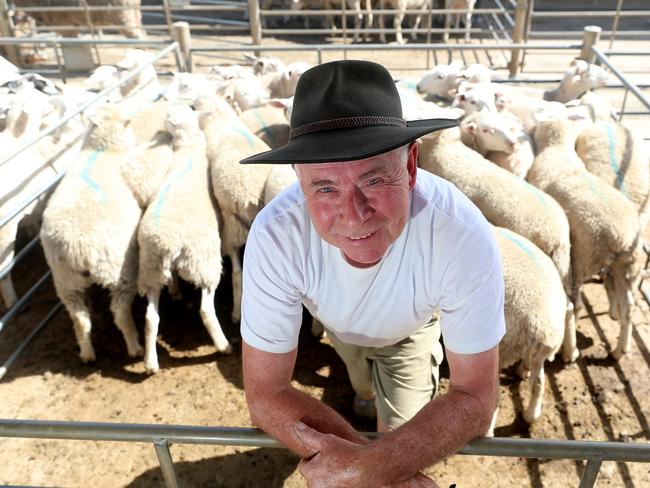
[296,143,418,268]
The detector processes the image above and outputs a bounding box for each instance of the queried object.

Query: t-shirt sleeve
[240,219,304,354]
[438,218,506,354]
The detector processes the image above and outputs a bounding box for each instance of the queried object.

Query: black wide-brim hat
[240,60,458,165]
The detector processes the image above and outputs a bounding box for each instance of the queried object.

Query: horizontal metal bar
[0,302,62,381]
[191,43,580,53]
[17,4,246,12]
[261,7,509,16]
[532,10,649,17]
[592,47,650,112]
[0,235,40,281]
[0,173,64,229]
[529,30,650,38]
[603,51,650,56]
[0,271,52,333]
[0,41,179,169]
[0,37,171,46]
[1,419,650,463]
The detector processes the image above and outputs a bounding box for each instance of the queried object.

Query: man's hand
[295,422,439,488]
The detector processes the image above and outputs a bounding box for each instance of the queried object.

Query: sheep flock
[1,48,648,434]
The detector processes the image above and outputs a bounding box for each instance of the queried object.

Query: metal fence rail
[0,419,649,488]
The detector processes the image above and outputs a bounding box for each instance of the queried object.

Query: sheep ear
[243,53,256,62]
[465,121,477,132]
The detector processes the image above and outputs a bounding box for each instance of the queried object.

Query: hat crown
[290,60,404,129]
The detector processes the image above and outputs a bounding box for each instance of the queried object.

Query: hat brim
[239,118,458,164]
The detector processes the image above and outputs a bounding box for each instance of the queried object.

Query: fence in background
[1,418,649,488]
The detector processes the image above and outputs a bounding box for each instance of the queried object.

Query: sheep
[443,0,477,43]
[575,120,650,230]
[378,0,429,45]
[527,116,642,359]
[452,83,498,114]
[418,126,577,362]
[460,110,534,179]
[210,63,257,82]
[488,226,566,435]
[115,49,161,101]
[215,76,270,114]
[137,105,231,373]
[416,60,465,99]
[120,101,176,209]
[544,58,610,103]
[161,72,219,104]
[0,89,84,309]
[40,105,143,362]
[243,53,286,75]
[239,104,290,150]
[462,63,497,84]
[261,61,311,99]
[264,164,298,206]
[197,95,273,323]
[494,92,567,134]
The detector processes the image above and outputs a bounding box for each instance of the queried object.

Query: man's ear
[407,142,418,189]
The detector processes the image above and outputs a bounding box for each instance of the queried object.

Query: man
[239,60,505,487]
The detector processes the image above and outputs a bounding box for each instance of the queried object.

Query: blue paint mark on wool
[603,122,627,196]
[497,228,544,275]
[81,150,105,202]
[252,108,277,148]
[230,124,255,148]
[152,156,193,225]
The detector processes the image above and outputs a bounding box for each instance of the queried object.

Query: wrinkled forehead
[295,145,407,179]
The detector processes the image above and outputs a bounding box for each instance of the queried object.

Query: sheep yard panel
[1,13,650,488]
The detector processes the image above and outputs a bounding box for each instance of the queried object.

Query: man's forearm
[247,384,368,458]
[370,387,494,485]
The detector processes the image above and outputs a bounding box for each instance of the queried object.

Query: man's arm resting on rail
[242,341,368,458]
[295,345,500,487]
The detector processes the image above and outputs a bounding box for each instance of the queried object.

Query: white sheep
[261,61,311,99]
[0,89,84,309]
[575,120,650,230]
[243,53,286,75]
[197,95,273,323]
[419,126,577,362]
[443,0,477,43]
[462,63,497,84]
[494,92,567,133]
[453,83,497,114]
[215,76,270,114]
[239,104,290,150]
[162,72,219,104]
[527,116,642,360]
[115,49,162,101]
[40,105,143,362]
[138,105,231,373]
[378,0,429,45]
[460,110,535,179]
[488,226,566,435]
[416,61,465,99]
[544,58,609,103]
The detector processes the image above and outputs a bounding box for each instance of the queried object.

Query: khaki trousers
[326,315,443,429]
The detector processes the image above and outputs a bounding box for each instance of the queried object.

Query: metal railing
[0,40,183,381]
[0,419,649,488]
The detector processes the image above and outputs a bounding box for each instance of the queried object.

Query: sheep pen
[0,33,649,488]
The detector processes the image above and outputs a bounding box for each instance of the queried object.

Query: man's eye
[367,178,382,186]
[318,187,333,194]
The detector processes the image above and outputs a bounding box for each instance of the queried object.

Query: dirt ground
[1,26,650,488]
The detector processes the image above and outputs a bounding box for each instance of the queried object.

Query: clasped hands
[295,422,440,488]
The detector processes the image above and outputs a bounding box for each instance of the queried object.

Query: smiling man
[239,60,505,487]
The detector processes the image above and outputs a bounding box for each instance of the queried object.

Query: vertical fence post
[580,25,601,63]
[153,439,181,488]
[507,0,527,77]
[247,0,262,46]
[162,0,175,38]
[173,21,191,72]
[0,0,20,65]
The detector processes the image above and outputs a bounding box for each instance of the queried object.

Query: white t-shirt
[241,168,506,355]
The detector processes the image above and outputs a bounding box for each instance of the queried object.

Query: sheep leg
[199,287,232,354]
[604,272,619,321]
[523,357,545,425]
[0,275,17,309]
[485,387,501,437]
[144,288,161,373]
[394,10,406,44]
[561,299,579,363]
[60,289,96,363]
[611,271,634,360]
[0,225,18,308]
[168,273,182,301]
[443,12,451,42]
[110,286,143,358]
[378,2,387,43]
[464,12,472,42]
[364,0,373,41]
[410,13,422,41]
[230,250,243,324]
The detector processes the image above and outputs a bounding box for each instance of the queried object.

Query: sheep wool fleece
[241,168,506,355]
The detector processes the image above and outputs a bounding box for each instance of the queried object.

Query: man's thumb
[295,422,321,457]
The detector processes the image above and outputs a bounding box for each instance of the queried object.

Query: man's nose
[341,187,371,225]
